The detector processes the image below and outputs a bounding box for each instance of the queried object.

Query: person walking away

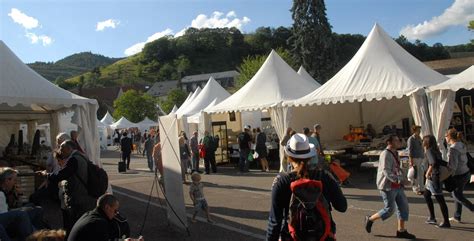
[407,125,425,195]
[446,129,474,223]
[312,124,324,157]
[266,133,347,241]
[190,131,200,173]
[209,135,219,173]
[422,135,450,228]
[364,135,416,239]
[202,131,213,174]
[238,126,252,173]
[279,127,293,172]
[303,127,319,170]
[255,128,269,172]
[189,173,214,224]
[134,131,142,155]
[120,132,133,170]
[152,142,163,177]
[143,136,155,172]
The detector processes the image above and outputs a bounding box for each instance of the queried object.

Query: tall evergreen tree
[290,0,337,83]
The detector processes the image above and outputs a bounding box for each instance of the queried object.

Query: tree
[469,20,474,31]
[290,0,337,83]
[113,90,157,123]
[236,48,297,88]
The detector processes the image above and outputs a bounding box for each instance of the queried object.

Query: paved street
[103,148,474,241]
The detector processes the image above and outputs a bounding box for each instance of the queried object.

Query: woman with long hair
[422,135,450,228]
[255,128,270,172]
[267,133,347,241]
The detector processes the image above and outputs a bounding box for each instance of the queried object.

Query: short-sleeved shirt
[190,182,205,200]
[238,132,251,150]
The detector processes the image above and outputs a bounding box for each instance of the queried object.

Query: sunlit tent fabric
[100,111,114,125]
[207,50,319,113]
[109,117,139,129]
[297,66,321,88]
[284,23,447,141]
[177,77,230,118]
[428,65,474,155]
[0,40,101,165]
[187,99,217,124]
[175,87,201,117]
[169,105,178,115]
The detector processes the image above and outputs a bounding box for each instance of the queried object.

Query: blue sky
[1,0,473,63]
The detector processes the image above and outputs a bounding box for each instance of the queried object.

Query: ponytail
[288,156,310,179]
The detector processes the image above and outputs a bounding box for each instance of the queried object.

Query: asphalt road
[103,148,474,241]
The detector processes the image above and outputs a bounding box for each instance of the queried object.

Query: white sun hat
[285,133,316,159]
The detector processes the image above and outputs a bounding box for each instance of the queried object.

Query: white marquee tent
[110,117,139,129]
[175,87,201,117]
[187,99,217,124]
[0,40,101,164]
[428,65,474,153]
[284,23,448,144]
[297,66,321,88]
[138,117,159,131]
[100,111,114,125]
[168,105,178,115]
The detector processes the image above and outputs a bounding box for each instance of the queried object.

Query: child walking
[189,172,214,224]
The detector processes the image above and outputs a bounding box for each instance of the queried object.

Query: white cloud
[96,19,120,31]
[400,0,474,40]
[123,10,250,55]
[25,32,53,46]
[124,28,173,56]
[8,8,39,29]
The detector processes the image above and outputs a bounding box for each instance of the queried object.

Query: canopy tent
[109,117,139,129]
[175,87,201,117]
[284,24,447,144]
[0,40,101,165]
[187,99,217,124]
[297,66,321,88]
[207,50,320,113]
[169,105,178,115]
[428,65,474,154]
[138,117,159,131]
[177,77,230,118]
[100,111,114,125]
[206,50,320,171]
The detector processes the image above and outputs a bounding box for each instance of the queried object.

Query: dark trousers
[424,190,449,223]
[204,152,217,173]
[452,171,474,220]
[122,151,131,169]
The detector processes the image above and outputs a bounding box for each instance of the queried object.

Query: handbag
[247,152,254,162]
[443,175,456,192]
[253,151,259,159]
[439,165,452,182]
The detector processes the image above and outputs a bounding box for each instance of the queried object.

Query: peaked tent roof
[100,112,114,125]
[138,117,159,128]
[110,117,139,129]
[175,86,201,116]
[286,24,448,107]
[187,98,218,123]
[207,50,320,113]
[428,65,474,92]
[169,105,178,114]
[0,41,96,110]
[177,77,230,118]
[297,66,321,88]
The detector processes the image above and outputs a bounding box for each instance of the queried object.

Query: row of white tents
[164,23,473,171]
[99,112,159,131]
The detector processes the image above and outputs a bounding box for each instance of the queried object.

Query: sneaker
[449,217,462,223]
[425,218,437,225]
[396,230,416,239]
[436,222,451,228]
[364,216,373,233]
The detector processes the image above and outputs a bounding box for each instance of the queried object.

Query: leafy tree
[290,0,337,83]
[469,20,474,31]
[159,88,187,113]
[113,90,157,122]
[236,48,297,88]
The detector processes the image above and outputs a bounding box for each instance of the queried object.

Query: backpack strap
[72,152,89,189]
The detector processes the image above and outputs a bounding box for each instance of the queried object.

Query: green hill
[28,52,121,83]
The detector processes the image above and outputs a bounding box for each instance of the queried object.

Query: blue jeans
[146,152,153,171]
[452,171,474,220]
[191,153,200,172]
[239,148,250,172]
[0,210,34,240]
[377,188,409,221]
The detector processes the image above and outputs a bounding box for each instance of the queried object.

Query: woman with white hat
[266,133,347,241]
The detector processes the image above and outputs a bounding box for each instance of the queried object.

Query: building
[146,80,179,98]
[181,70,239,92]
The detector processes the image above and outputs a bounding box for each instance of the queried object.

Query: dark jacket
[120,137,133,153]
[47,151,95,212]
[67,208,113,241]
[266,169,347,241]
